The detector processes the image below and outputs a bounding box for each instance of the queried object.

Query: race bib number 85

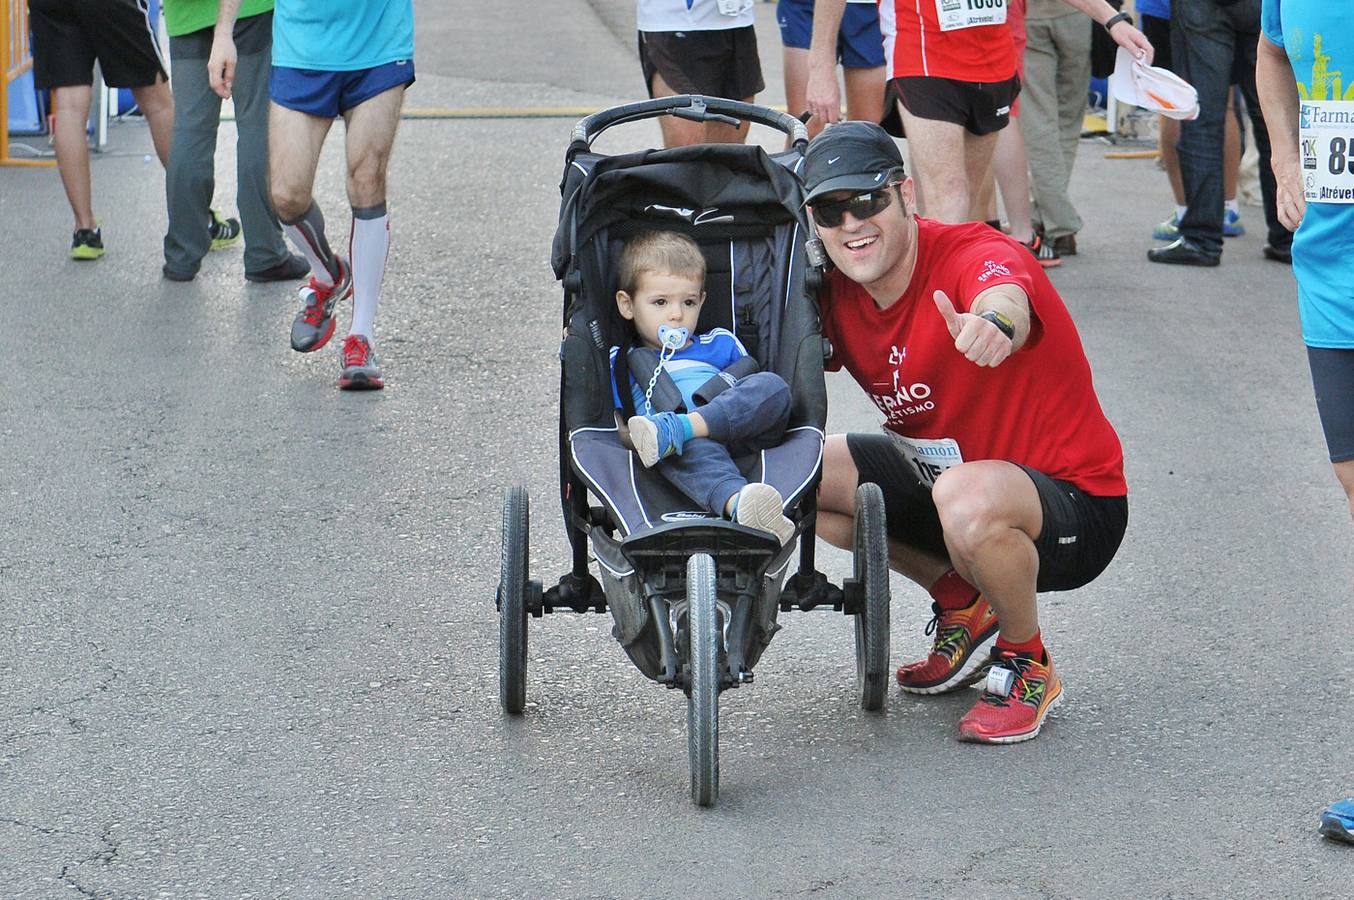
[936,0,1006,32]
[1301,100,1354,203]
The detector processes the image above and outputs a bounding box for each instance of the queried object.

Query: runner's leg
[51,86,95,231]
[269,102,337,280]
[897,103,976,223]
[931,460,1044,642]
[342,84,405,338]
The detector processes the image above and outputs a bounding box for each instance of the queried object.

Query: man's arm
[1059,0,1155,64]
[932,282,1032,368]
[207,0,245,99]
[1257,33,1305,232]
[804,0,848,128]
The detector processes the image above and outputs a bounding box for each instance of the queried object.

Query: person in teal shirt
[162,0,308,282]
[1257,0,1354,846]
[207,0,416,390]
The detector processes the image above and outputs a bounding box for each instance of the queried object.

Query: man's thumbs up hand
[933,290,1014,368]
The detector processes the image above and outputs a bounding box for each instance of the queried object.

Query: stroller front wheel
[686,553,720,807]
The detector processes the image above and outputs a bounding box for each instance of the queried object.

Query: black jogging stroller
[496,96,892,807]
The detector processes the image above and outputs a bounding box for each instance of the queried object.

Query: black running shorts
[638,26,765,101]
[1307,347,1354,464]
[846,433,1128,592]
[892,73,1021,136]
[1141,14,1173,73]
[29,0,167,90]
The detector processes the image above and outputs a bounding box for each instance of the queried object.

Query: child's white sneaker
[734,483,795,546]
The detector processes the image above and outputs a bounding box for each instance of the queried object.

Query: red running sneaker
[896,595,999,694]
[338,334,384,391]
[958,651,1063,744]
[290,257,353,353]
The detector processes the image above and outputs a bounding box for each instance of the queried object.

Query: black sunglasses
[810,183,902,228]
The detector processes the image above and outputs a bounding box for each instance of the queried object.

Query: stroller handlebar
[571,95,808,151]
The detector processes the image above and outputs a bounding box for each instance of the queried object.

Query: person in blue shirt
[610,231,796,544]
[1257,0,1354,845]
[208,0,415,390]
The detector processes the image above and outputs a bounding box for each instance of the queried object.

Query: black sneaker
[1147,237,1220,267]
[245,253,311,283]
[208,209,241,250]
[70,227,104,260]
[1262,243,1293,264]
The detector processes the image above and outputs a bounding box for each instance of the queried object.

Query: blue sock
[678,414,695,443]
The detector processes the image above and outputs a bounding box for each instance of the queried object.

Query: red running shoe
[290,257,353,353]
[338,334,384,391]
[958,650,1063,744]
[896,595,999,694]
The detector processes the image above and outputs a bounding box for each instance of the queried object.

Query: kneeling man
[808,122,1128,743]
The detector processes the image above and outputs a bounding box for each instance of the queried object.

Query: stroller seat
[569,423,824,538]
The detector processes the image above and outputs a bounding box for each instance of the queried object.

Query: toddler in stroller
[611,229,796,545]
[497,95,893,808]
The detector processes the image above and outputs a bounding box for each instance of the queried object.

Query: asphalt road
[2,1,1351,896]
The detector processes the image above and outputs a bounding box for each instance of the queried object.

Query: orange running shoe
[958,650,1063,744]
[896,596,999,694]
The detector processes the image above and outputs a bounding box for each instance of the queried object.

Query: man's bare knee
[346,162,388,208]
[271,184,311,224]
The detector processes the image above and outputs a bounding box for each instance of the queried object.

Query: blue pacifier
[657,324,688,349]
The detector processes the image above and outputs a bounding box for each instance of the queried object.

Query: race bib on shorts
[1301,100,1354,203]
[886,431,964,488]
[935,0,1007,32]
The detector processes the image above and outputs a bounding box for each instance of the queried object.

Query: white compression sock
[348,206,390,339]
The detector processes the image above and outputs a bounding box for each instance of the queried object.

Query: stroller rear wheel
[686,553,720,807]
[852,482,891,712]
[498,486,530,714]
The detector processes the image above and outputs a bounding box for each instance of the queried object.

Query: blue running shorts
[777,0,885,69]
[270,59,415,119]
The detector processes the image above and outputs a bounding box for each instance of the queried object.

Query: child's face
[616,271,705,350]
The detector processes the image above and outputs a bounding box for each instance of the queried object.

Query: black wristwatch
[1103,11,1132,33]
[978,310,1016,341]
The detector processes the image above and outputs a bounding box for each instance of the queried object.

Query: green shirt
[162,0,275,38]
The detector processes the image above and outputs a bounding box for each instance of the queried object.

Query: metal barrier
[2,0,54,166]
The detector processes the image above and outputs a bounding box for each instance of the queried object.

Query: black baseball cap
[802,121,906,205]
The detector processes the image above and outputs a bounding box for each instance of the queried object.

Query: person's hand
[933,290,1014,368]
[1272,155,1307,231]
[208,35,237,99]
[1110,21,1155,66]
[804,64,841,128]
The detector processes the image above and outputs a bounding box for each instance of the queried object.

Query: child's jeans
[654,371,792,514]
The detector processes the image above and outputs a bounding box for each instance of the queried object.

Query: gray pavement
[2,0,1352,896]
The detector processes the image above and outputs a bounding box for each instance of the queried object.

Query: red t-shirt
[821,218,1127,497]
[881,0,1017,82]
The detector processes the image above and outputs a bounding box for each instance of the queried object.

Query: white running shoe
[734,483,795,546]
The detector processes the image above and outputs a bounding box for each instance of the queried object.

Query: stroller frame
[497,96,892,807]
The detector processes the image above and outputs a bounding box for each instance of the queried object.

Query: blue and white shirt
[610,328,749,414]
[1263,0,1354,348]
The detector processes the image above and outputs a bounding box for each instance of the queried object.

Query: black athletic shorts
[846,433,1128,592]
[1141,15,1172,73]
[29,0,167,90]
[638,26,765,101]
[892,73,1021,136]
[1307,347,1354,463]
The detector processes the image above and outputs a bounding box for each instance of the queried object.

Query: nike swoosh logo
[828,156,841,165]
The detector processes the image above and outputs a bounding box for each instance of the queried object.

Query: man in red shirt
[805,0,1018,223]
[806,122,1128,743]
